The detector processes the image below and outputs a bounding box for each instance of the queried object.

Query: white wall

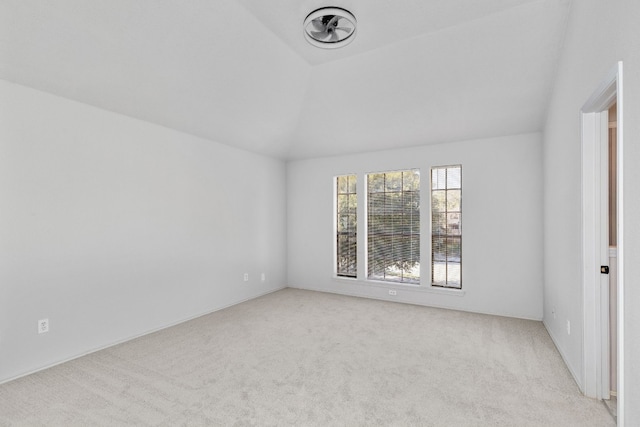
[0,80,287,383]
[542,0,640,423]
[287,133,543,320]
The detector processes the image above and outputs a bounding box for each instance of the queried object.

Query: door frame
[581,61,624,424]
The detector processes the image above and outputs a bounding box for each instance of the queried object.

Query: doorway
[580,61,624,425]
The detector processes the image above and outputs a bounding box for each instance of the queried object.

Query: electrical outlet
[388,290,397,296]
[261,273,266,282]
[243,273,249,282]
[567,320,571,335]
[38,318,49,334]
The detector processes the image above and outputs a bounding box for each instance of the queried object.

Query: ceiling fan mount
[303,7,357,49]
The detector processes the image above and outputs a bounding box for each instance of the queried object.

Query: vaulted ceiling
[0,0,572,159]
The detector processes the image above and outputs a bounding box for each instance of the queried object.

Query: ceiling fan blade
[311,30,331,40]
[326,15,339,28]
[311,18,325,32]
[330,31,339,42]
[335,27,352,33]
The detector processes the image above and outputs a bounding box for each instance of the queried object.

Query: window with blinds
[336,175,357,277]
[367,170,420,283]
[431,165,462,288]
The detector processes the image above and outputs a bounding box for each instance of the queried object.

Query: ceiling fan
[303,7,357,49]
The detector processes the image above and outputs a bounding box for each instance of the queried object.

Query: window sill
[332,276,465,297]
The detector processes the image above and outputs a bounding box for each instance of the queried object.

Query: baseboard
[0,286,286,385]
[287,284,543,322]
[543,319,583,392]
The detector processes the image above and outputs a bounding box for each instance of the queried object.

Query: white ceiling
[0,0,572,159]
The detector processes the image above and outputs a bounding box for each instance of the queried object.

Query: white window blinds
[367,170,420,283]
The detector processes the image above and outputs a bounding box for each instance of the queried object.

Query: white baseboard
[0,286,286,385]
[288,283,542,321]
[543,319,583,392]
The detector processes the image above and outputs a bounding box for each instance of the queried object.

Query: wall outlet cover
[38,318,49,334]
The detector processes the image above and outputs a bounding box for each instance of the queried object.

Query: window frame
[335,174,358,278]
[430,165,462,289]
[333,166,465,295]
[365,169,421,285]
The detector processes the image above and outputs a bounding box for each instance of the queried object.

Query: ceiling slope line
[540,0,575,130]
[311,0,569,69]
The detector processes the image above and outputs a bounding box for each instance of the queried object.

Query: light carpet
[0,288,614,426]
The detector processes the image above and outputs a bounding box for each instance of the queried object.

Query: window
[336,175,357,277]
[367,170,420,283]
[431,165,462,288]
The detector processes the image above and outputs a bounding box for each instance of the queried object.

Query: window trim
[332,274,466,296]
[365,169,421,285]
[334,174,358,278]
[430,164,462,289]
[333,166,465,295]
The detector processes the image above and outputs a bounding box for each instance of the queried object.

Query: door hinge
[601,266,609,274]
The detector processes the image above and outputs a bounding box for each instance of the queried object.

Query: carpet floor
[0,288,615,426]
